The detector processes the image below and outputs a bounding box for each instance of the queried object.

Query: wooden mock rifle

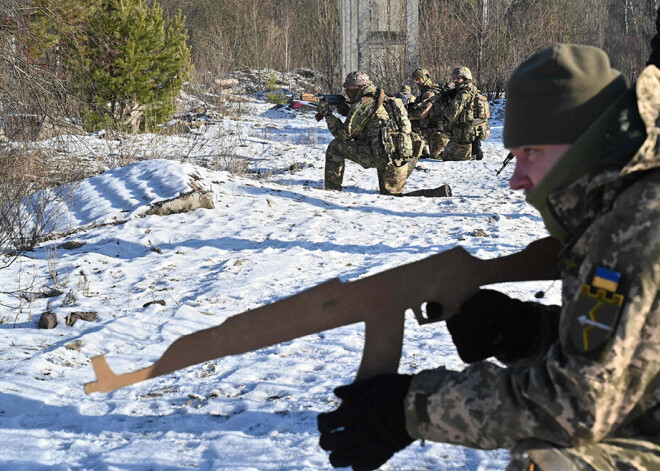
[84,237,561,394]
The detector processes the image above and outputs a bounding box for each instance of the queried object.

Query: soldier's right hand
[446,289,542,363]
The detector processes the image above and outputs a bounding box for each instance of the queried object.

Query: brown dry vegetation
[1,1,657,130]
[162,0,657,95]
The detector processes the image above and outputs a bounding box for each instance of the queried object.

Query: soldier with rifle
[408,67,453,159]
[316,71,451,197]
[317,43,660,470]
[441,66,490,161]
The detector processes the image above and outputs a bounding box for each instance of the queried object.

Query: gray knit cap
[503,44,628,148]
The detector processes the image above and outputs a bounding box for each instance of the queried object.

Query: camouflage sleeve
[443,89,471,123]
[408,99,433,120]
[405,173,660,449]
[325,96,376,140]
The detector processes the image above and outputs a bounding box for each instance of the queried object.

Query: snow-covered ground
[0,97,560,470]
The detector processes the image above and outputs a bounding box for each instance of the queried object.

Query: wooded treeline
[162,0,657,95]
[1,0,658,129]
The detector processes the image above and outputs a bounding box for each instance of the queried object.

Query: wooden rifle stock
[84,237,561,394]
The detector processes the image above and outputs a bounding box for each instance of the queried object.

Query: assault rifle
[300,93,346,105]
[425,87,457,106]
[408,87,457,120]
[298,93,348,121]
[84,237,561,394]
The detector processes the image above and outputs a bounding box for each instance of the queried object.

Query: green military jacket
[324,83,388,154]
[405,65,660,449]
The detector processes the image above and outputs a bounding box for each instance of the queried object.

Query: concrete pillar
[405,0,419,82]
[340,0,359,77]
[340,0,419,93]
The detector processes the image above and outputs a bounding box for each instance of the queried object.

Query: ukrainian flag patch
[592,266,621,292]
[569,266,624,354]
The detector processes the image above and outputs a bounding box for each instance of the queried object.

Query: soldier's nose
[509,164,532,191]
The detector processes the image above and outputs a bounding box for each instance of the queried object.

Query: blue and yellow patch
[592,266,621,292]
[569,266,624,354]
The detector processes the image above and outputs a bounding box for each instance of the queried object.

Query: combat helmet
[343,71,372,87]
[452,66,472,81]
[400,85,411,93]
[412,68,431,82]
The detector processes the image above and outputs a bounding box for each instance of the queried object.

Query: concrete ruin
[340,0,419,92]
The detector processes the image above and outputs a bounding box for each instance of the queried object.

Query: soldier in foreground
[318,71,451,197]
[408,67,453,159]
[442,66,490,161]
[318,44,660,470]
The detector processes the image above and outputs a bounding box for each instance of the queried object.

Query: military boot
[404,184,452,198]
[472,138,484,160]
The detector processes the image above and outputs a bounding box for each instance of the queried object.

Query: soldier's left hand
[317,100,333,117]
[318,374,414,470]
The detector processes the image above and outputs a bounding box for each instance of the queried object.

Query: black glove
[446,289,543,363]
[318,374,414,471]
[442,88,457,103]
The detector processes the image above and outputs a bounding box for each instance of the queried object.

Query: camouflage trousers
[507,438,660,471]
[324,138,418,195]
[421,128,450,159]
[441,140,473,161]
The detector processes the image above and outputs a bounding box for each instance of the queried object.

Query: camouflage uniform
[441,68,480,161]
[441,88,477,160]
[323,74,418,196]
[405,65,660,470]
[409,69,452,159]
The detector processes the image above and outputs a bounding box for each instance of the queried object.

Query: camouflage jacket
[443,82,478,127]
[405,65,660,449]
[325,83,388,154]
[409,82,452,130]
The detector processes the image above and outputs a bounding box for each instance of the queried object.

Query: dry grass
[0,145,79,262]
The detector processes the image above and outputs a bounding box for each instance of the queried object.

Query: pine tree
[73,0,191,131]
[26,0,99,58]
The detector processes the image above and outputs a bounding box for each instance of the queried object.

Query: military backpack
[471,91,491,140]
[473,91,490,120]
[373,89,414,165]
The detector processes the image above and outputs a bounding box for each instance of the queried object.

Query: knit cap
[503,44,627,148]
